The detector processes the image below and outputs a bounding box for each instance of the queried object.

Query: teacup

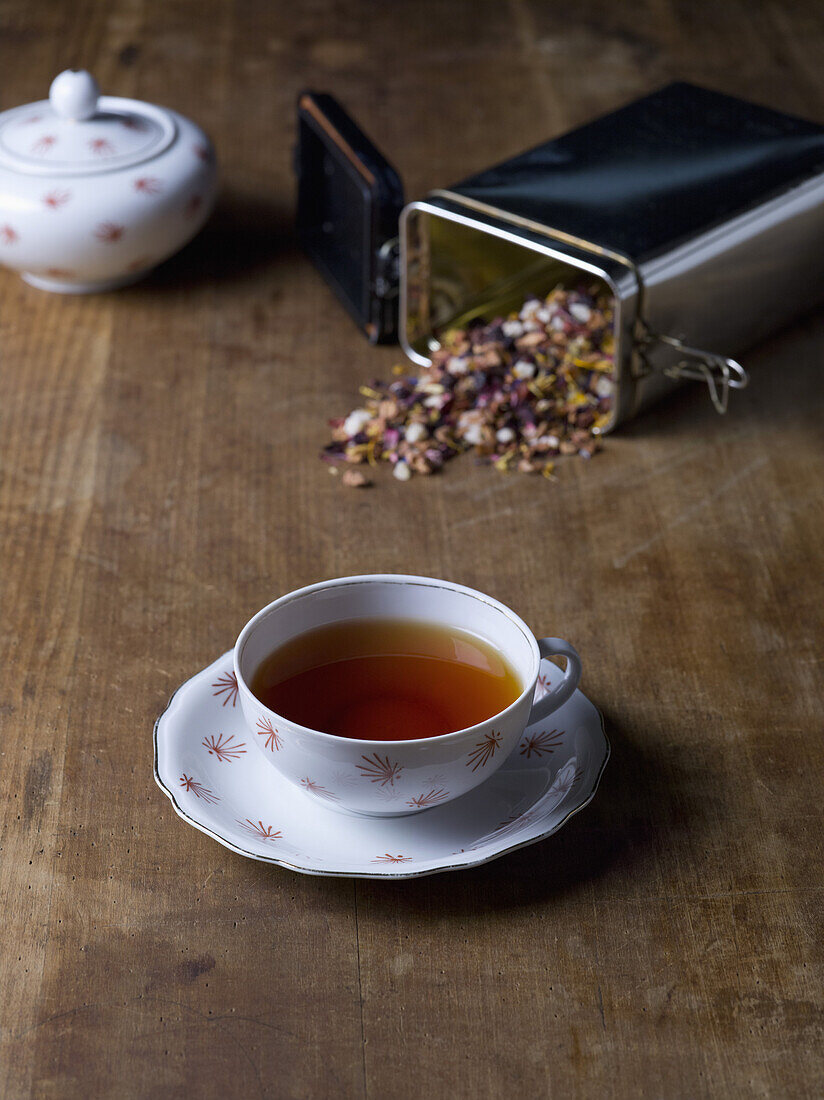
[234,574,581,817]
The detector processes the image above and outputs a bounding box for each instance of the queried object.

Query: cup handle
[529,638,582,723]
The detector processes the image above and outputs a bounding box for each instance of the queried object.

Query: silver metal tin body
[399,84,824,429]
[401,195,641,430]
[400,178,824,428]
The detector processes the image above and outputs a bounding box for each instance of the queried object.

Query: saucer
[154,652,609,879]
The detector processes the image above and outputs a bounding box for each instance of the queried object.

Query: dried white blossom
[595,375,613,398]
[405,421,428,444]
[459,421,484,446]
[343,408,372,436]
[512,359,536,380]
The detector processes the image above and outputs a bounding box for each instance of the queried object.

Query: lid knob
[49,69,100,121]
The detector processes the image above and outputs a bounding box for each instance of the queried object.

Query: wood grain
[1,1,823,1096]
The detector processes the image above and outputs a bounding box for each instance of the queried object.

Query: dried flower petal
[322,283,614,484]
[342,469,372,488]
[343,408,372,436]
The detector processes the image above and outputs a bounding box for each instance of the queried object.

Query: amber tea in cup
[235,575,583,815]
[249,618,522,741]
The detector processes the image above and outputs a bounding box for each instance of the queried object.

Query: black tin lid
[295,91,404,342]
[450,82,824,263]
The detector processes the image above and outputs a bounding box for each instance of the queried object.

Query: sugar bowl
[0,69,217,292]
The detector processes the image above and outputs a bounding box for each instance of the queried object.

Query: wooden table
[2,2,823,1096]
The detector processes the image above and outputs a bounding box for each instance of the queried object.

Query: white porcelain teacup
[234,575,581,817]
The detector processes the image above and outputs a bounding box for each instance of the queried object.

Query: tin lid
[295,91,404,342]
[450,82,824,264]
[0,70,176,177]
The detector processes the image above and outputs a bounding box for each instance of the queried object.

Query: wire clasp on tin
[637,328,749,414]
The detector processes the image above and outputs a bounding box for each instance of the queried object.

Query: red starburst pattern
[466,731,502,772]
[31,134,57,155]
[194,143,212,162]
[535,671,551,700]
[551,765,584,797]
[494,809,537,833]
[133,176,163,196]
[371,853,413,864]
[299,778,340,801]
[42,189,71,210]
[45,267,76,278]
[179,773,220,803]
[406,788,450,808]
[0,225,19,245]
[121,115,148,131]
[94,221,125,244]
[256,715,282,752]
[357,753,403,788]
[20,114,43,125]
[184,194,204,218]
[88,137,116,156]
[202,732,247,761]
[519,728,564,759]
[236,819,282,842]
[211,670,238,707]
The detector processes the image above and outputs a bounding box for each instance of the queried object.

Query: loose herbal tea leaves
[322,284,615,484]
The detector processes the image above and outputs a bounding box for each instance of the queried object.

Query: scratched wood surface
[2,1,823,1097]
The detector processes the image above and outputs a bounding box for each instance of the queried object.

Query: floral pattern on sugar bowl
[0,69,217,293]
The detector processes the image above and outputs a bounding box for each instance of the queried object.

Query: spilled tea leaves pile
[322,284,615,485]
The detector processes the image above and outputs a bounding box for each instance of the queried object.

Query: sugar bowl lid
[0,69,177,177]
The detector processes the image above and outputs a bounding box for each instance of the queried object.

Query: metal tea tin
[296,84,824,429]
